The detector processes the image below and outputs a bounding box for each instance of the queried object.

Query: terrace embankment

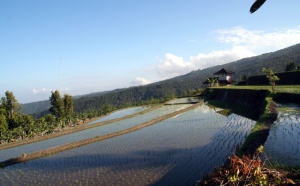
[273,92,300,104]
[207,88,300,156]
[198,89,300,185]
[205,88,274,156]
[207,88,269,107]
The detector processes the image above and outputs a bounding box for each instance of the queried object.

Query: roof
[213,68,234,75]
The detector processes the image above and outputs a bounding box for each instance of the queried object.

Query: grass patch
[239,96,277,156]
[268,161,300,173]
[211,85,300,94]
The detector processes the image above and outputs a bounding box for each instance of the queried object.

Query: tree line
[1,87,199,144]
[0,91,77,144]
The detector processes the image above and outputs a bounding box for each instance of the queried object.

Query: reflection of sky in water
[0,105,189,162]
[264,103,300,166]
[87,106,149,125]
[0,104,256,186]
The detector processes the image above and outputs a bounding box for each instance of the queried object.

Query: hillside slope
[23,43,300,116]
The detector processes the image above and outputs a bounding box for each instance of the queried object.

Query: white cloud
[215,26,300,53]
[131,77,152,86]
[156,53,194,79]
[33,88,53,94]
[156,47,255,79]
[33,88,70,95]
[155,26,300,80]
[189,46,255,69]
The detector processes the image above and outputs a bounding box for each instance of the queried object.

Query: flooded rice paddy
[0,104,189,162]
[0,104,256,186]
[264,103,300,166]
[87,106,149,126]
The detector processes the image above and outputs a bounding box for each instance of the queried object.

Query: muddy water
[264,103,300,166]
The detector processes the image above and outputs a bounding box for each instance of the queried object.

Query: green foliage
[49,90,64,120]
[206,77,218,87]
[241,75,247,81]
[0,90,74,144]
[63,94,74,124]
[18,115,35,136]
[44,113,56,123]
[262,68,280,93]
[240,71,300,86]
[239,95,278,156]
[285,62,300,72]
[211,85,300,95]
[48,90,76,128]
[101,104,113,115]
[184,88,201,96]
[0,108,8,132]
[2,91,21,119]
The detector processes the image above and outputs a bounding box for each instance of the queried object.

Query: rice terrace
[1,83,300,185]
[1,1,300,184]
[0,97,257,185]
[2,62,300,185]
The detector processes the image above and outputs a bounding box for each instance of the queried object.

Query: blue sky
[1,0,300,103]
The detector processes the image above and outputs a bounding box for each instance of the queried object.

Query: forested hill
[21,90,115,115]
[23,43,300,116]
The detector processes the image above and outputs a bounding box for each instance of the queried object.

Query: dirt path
[0,101,203,168]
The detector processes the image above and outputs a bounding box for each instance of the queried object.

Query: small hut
[213,68,234,86]
[203,68,235,87]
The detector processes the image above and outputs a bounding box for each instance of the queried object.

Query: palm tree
[207,77,218,87]
[250,0,267,13]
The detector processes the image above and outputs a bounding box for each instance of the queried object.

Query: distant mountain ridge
[21,89,123,115]
[22,43,300,116]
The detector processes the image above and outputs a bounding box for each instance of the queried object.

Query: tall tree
[0,108,8,137]
[63,94,74,124]
[262,68,280,93]
[49,90,64,121]
[2,91,21,119]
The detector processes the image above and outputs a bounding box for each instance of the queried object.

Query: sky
[1,0,300,104]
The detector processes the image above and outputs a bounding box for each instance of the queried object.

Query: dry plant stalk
[198,146,298,186]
